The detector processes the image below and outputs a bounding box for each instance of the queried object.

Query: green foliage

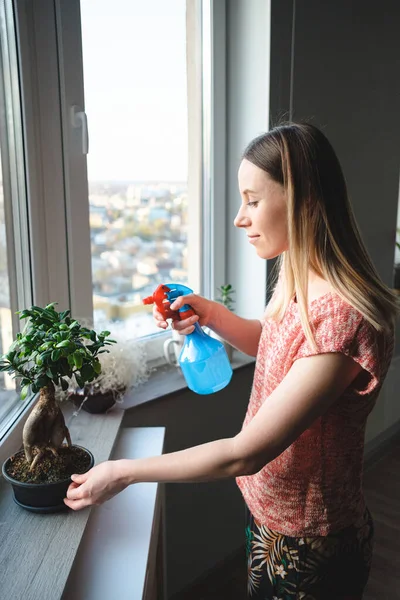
[216,284,235,312]
[0,303,116,398]
[396,228,400,252]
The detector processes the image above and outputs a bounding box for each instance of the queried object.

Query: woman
[65,123,398,599]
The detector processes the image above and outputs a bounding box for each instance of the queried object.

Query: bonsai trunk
[22,381,72,471]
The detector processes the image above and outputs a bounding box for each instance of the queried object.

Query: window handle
[70,105,89,154]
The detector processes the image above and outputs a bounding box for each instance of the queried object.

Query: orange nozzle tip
[142,296,154,305]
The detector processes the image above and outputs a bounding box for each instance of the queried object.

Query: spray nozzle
[142,283,195,320]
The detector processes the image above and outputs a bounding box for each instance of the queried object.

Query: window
[80,0,189,337]
[0,0,33,445]
[56,0,208,347]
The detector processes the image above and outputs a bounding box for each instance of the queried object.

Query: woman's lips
[247,235,260,244]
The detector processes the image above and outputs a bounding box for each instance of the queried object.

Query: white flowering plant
[56,320,150,408]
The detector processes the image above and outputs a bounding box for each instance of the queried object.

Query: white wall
[226,0,270,319]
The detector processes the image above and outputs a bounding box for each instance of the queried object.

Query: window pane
[0,159,18,431]
[0,0,30,439]
[81,0,188,336]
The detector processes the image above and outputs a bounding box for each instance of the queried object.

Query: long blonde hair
[243,122,399,352]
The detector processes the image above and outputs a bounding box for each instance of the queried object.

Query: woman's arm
[118,437,249,486]
[64,351,362,511]
[207,302,263,357]
[63,438,248,511]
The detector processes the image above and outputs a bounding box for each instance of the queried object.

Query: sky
[81,0,188,182]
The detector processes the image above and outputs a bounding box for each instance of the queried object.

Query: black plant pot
[1,445,94,513]
[69,387,125,414]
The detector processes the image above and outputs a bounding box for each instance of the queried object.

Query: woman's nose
[234,207,251,228]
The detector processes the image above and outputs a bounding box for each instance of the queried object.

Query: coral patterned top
[236,290,394,536]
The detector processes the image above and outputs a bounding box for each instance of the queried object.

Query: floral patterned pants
[245,506,374,600]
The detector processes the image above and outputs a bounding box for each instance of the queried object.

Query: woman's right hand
[153,293,216,335]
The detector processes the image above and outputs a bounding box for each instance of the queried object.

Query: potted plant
[393,227,400,293]
[0,302,116,513]
[217,284,235,312]
[206,284,236,362]
[66,324,150,414]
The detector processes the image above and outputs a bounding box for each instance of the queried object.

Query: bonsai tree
[216,284,235,312]
[0,303,116,471]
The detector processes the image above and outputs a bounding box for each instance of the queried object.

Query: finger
[153,308,165,321]
[67,482,80,491]
[71,472,88,484]
[64,497,91,511]
[67,483,86,500]
[153,308,169,329]
[178,325,196,335]
[170,294,197,311]
[172,314,199,331]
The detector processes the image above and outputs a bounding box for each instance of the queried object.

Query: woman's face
[234,159,288,260]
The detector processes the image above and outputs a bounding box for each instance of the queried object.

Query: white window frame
[55,0,227,364]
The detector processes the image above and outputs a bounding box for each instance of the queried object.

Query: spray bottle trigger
[179,306,196,319]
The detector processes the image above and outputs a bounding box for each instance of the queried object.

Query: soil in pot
[5,445,91,484]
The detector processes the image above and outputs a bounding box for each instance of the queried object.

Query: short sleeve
[293,298,382,396]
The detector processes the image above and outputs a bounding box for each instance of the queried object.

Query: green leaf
[73,352,83,369]
[36,375,49,389]
[45,302,58,311]
[80,363,94,380]
[38,341,53,352]
[55,340,71,348]
[75,373,85,389]
[59,358,71,376]
[51,349,61,362]
[17,310,30,320]
[20,385,30,400]
[60,378,69,391]
[93,360,102,375]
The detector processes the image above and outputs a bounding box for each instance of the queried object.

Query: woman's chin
[255,247,281,260]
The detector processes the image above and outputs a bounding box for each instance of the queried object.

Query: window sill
[0,400,165,599]
[120,350,255,410]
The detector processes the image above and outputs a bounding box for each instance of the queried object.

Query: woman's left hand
[63,460,128,511]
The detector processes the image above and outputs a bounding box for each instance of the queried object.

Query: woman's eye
[247,200,259,207]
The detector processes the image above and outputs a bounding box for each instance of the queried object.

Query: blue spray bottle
[143,283,232,394]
